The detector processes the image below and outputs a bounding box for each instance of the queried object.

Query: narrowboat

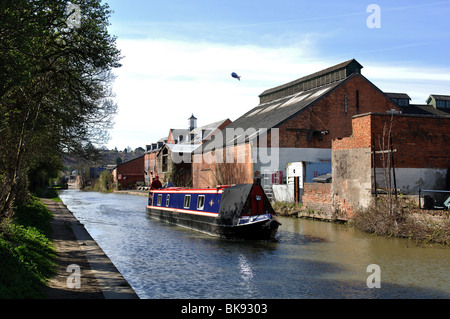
[146,183,280,240]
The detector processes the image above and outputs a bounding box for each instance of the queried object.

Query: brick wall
[334,113,450,168]
[192,143,254,188]
[370,114,450,169]
[302,182,332,216]
[332,115,372,150]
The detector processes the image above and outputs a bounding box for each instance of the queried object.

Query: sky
[101,0,450,150]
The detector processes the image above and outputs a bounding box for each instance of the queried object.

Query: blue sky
[103,0,450,150]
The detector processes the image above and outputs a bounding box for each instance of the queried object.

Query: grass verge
[0,197,57,298]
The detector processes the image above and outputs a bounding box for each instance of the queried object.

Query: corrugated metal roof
[202,78,345,150]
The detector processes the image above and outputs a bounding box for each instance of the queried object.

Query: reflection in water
[238,254,256,296]
[239,254,254,281]
[59,190,450,299]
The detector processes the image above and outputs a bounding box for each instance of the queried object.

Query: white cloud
[363,62,450,104]
[106,38,450,150]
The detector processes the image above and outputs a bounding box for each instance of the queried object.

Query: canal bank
[41,198,139,299]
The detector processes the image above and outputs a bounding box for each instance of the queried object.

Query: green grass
[0,197,57,298]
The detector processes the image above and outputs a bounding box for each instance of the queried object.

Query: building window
[437,100,446,108]
[162,148,168,172]
[166,194,170,207]
[197,195,205,210]
[157,194,162,206]
[184,195,191,209]
[356,90,359,109]
[344,95,348,114]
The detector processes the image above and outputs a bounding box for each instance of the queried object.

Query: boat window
[166,194,170,207]
[184,195,191,209]
[197,195,205,210]
[157,194,162,206]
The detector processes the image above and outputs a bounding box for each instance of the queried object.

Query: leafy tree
[0,0,121,218]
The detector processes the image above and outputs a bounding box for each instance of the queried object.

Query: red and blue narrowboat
[146,183,280,240]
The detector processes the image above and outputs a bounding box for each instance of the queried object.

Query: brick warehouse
[192,59,400,198]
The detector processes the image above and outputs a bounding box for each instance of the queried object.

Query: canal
[59,190,450,299]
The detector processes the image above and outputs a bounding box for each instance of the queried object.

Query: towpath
[41,198,139,299]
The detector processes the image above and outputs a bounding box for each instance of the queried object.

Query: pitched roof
[259,59,363,103]
[237,80,342,129]
[399,104,450,116]
[161,118,231,155]
[182,118,230,145]
[202,79,345,150]
[385,92,411,100]
[428,94,450,101]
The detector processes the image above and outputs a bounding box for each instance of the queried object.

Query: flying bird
[231,72,241,81]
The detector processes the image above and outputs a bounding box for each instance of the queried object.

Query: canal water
[58,190,450,299]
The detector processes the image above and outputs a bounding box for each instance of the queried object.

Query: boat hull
[146,207,279,240]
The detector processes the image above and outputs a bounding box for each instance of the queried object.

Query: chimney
[188,114,197,131]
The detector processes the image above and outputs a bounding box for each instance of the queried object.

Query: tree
[0,0,121,218]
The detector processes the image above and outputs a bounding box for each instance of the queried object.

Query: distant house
[193,59,400,198]
[426,94,450,113]
[144,139,165,186]
[157,143,198,187]
[156,116,231,187]
[143,115,231,187]
[386,92,449,116]
[112,155,145,189]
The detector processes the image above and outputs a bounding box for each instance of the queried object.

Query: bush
[87,170,114,192]
[351,197,450,244]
